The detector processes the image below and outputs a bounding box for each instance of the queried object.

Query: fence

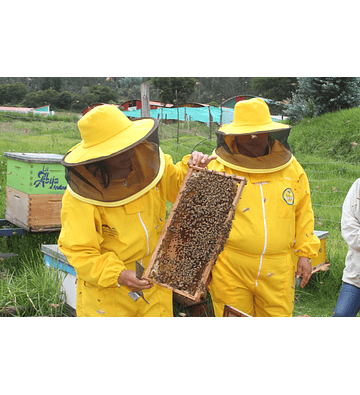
[0,112,359,259]
[302,161,359,228]
[157,120,359,264]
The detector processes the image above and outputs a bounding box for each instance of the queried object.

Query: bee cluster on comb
[144,167,247,301]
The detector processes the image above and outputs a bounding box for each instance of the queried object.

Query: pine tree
[286,77,360,122]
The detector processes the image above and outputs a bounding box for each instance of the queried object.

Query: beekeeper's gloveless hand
[188,151,217,168]
[118,270,154,292]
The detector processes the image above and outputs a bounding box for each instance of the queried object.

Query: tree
[286,77,360,122]
[56,91,72,109]
[192,77,255,104]
[76,93,97,111]
[52,78,62,91]
[115,77,161,103]
[23,92,40,108]
[23,89,61,109]
[0,82,28,105]
[151,77,197,105]
[37,89,60,108]
[0,84,8,105]
[89,85,118,103]
[251,77,297,101]
[40,77,62,91]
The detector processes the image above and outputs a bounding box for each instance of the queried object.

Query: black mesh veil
[63,118,163,204]
[215,126,293,172]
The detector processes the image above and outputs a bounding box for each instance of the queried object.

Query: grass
[159,120,217,162]
[1,108,360,316]
[0,126,80,159]
[287,109,360,317]
[0,248,67,316]
[288,106,360,163]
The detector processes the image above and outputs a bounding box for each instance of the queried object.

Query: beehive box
[4,152,66,194]
[4,152,66,232]
[223,304,251,317]
[144,166,247,302]
[41,244,77,310]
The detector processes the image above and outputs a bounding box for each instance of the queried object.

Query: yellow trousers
[75,279,173,317]
[208,246,296,317]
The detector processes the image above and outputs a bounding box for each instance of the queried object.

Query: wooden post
[208,106,212,140]
[141,83,150,117]
[184,107,190,132]
[159,107,163,132]
[175,90,179,145]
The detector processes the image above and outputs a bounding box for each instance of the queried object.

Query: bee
[153,169,241,295]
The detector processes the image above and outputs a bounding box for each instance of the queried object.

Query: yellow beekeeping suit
[202,155,320,317]
[58,151,187,317]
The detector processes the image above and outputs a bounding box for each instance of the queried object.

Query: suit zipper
[138,212,150,256]
[255,183,267,287]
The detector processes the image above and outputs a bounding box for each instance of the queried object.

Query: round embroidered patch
[283,188,294,205]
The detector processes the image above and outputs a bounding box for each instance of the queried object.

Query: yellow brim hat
[62,104,158,166]
[217,97,290,135]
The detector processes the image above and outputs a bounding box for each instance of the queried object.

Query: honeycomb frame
[144,166,247,302]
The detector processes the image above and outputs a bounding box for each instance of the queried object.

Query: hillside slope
[288,107,360,163]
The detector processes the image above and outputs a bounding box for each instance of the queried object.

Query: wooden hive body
[144,166,247,302]
[5,186,63,232]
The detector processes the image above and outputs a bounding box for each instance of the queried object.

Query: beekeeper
[333,178,360,316]
[58,104,214,317]
[189,98,320,317]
